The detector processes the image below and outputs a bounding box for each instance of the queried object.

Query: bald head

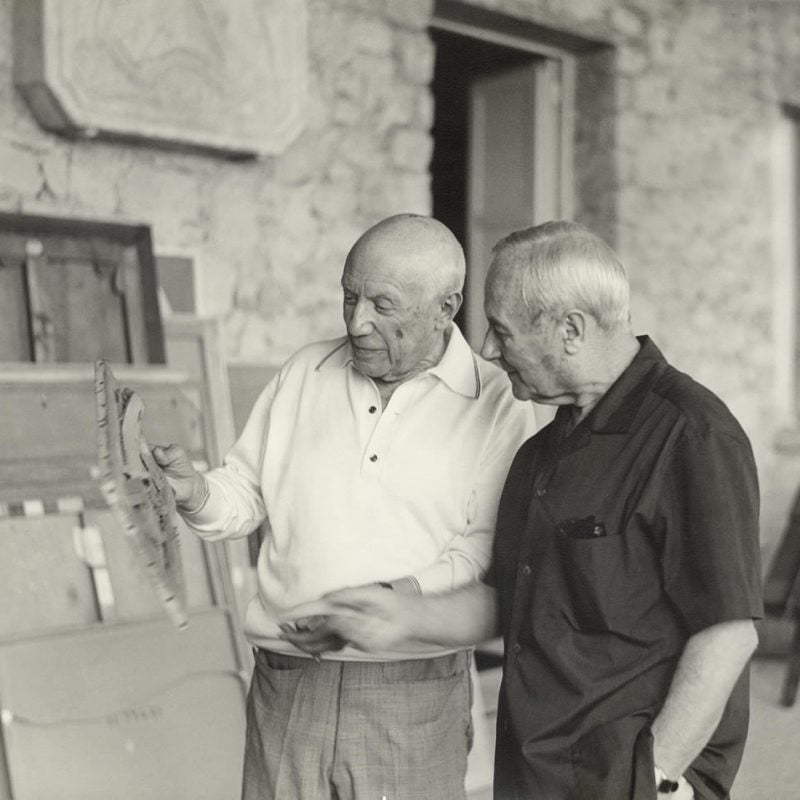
[346,214,465,297]
[341,214,465,391]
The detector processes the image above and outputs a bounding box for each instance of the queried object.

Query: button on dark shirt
[486,336,762,800]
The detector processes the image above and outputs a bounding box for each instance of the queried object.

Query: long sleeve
[180,376,278,541]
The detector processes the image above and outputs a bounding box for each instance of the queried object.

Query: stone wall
[1,0,799,550]
[0,0,435,362]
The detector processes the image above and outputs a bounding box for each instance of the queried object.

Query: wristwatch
[654,766,680,794]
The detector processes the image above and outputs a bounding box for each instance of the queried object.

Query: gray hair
[492,220,631,332]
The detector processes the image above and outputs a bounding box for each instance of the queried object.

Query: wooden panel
[0,611,246,800]
[30,252,129,363]
[227,363,280,437]
[0,364,238,621]
[0,213,166,363]
[0,364,205,506]
[63,256,129,362]
[121,245,149,363]
[0,515,98,637]
[22,250,54,362]
[0,354,248,796]
[0,253,30,361]
[467,63,538,348]
[165,316,237,462]
[156,256,196,314]
[87,509,213,621]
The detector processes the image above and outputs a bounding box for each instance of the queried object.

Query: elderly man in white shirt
[153,213,535,800]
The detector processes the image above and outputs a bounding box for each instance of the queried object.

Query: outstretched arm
[651,618,758,781]
[280,580,499,654]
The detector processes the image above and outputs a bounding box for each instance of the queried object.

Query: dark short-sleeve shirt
[486,336,763,800]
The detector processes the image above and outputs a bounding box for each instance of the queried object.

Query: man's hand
[280,586,419,654]
[151,443,207,510]
[278,616,347,656]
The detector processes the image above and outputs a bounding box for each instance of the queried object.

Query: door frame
[430,7,576,223]
[430,5,576,349]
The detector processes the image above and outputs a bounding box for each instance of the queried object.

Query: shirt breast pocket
[558,531,638,635]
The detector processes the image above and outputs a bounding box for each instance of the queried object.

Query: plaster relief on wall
[13,0,308,157]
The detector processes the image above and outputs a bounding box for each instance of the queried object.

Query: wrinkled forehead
[341,274,418,308]
[342,257,424,296]
[343,241,439,298]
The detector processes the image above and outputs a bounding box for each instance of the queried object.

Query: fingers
[151,443,193,473]
[279,586,410,654]
[279,619,347,655]
[293,615,327,633]
[151,443,175,465]
[280,586,391,623]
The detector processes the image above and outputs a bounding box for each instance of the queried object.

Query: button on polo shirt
[486,336,762,799]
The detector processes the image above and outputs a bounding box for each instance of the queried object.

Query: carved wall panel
[13,0,308,157]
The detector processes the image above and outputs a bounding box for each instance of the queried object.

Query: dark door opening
[430,27,543,345]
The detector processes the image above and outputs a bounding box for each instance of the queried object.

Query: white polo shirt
[184,325,535,659]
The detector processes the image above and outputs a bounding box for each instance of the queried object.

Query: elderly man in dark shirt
[283,220,763,800]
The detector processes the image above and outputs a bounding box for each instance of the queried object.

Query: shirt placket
[499,437,566,745]
[506,467,553,663]
[506,423,572,662]
[360,380,416,478]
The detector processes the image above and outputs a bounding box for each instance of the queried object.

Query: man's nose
[347,299,374,335]
[480,328,500,360]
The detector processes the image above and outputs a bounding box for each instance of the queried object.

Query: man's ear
[438,291,463,328]
[563,310,587,354]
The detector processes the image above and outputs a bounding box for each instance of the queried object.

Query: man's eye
[375,305,393,314]
[343,294,357,305]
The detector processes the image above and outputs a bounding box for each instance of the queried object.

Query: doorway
[429,18,572,349]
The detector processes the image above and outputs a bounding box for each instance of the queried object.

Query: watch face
[657,777,680,793]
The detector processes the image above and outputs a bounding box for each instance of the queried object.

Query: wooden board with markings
[0,363,204,508]
[0,362,247,799]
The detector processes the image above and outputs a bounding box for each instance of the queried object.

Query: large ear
[438,291,463,328]
[563,310,588,354]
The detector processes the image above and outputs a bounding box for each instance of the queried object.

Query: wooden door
[466,59,563,348]
[0,365,246,799]
[0,213,164,364]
